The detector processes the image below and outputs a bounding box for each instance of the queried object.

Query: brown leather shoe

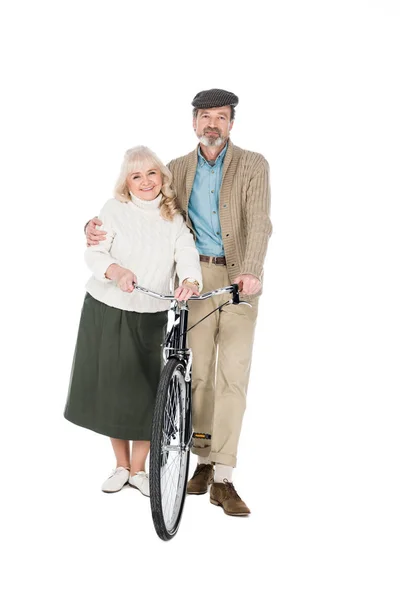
[210,480,251,516]
[186,464,214,495]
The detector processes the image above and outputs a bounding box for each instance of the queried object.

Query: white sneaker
[129,471,150,497]
[101,467,130,493]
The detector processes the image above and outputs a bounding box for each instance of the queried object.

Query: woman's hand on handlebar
[174,282,200,302]
[117,268,137,293]
[105,264,137,293]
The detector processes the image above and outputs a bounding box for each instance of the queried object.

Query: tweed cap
[192,88,239,109]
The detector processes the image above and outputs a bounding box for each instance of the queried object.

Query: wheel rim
[159,366,188,533]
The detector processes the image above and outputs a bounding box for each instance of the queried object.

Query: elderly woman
[64,146,202,496]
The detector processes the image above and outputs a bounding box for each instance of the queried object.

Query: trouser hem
[190,446,211,457]
[209,451,237,468]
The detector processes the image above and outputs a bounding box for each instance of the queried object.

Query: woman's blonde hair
[114,145,183,221]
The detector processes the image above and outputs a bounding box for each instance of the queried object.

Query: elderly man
[85,89,272,516]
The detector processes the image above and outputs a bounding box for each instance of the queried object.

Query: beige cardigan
[167,139,272,290]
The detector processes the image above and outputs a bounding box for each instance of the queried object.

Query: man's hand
[86,217,107,246]
[233,274,261,295]
[174,283,200,302]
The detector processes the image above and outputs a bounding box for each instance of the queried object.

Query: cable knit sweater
[85,194,203,313]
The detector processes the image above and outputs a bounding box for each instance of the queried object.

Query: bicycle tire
[150,357,191,541]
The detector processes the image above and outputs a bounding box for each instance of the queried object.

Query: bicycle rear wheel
[150,357,191,541]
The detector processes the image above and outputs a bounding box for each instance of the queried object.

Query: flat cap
[192,88,239,109]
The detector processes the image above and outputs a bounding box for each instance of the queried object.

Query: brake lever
[227,299,252,308]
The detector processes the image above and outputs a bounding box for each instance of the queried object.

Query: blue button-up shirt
[188,144,227,257]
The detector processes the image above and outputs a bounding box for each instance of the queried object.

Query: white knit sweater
[85,194,203,313]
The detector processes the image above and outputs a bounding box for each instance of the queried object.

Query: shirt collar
[197,141,228,168]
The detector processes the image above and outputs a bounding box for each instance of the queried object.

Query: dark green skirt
[64,293,168,440]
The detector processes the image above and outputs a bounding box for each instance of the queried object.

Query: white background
[1,1,399,598]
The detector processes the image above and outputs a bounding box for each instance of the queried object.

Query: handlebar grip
[231,283,240,305]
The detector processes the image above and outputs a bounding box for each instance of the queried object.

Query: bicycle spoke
[161,453,184,517]
[158,367,187,529]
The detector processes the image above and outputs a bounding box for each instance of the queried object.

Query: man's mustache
[204,127,221,135]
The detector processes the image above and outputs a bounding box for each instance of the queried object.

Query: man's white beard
[198,134,226,147]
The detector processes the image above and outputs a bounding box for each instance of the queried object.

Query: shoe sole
[210,498,250,517]
[101,482,129,494]
[128,482,150,497]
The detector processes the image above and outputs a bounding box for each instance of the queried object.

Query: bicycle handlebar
[134,283,239,302]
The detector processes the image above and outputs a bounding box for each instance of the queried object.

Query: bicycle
[135,282,250,541]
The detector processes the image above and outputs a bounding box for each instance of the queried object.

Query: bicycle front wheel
[150,357,191,541]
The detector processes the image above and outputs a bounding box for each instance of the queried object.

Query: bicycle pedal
[193,432,211,440]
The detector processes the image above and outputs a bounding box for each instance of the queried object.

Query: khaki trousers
[188,263,259,467]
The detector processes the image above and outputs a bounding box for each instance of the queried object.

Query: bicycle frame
[163,302,190,364]
[135,283,250,444]
[134,283,250,540]
[135,283,247,448]
[165,302,192,450]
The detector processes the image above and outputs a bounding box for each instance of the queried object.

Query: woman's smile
[127,163,163,200]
